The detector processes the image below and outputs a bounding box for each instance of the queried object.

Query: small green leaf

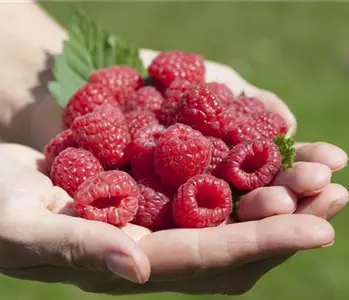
[274,134,296,171]
[49,7,146,107]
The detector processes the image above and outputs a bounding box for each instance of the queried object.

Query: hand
[4,49,347,295]
[0,140,346,295]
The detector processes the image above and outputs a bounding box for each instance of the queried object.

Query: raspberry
[124,86,164,116]
[74,170,139,226]
[130,124,166,180]
[172,174,232,228]
[206,137,230,173]
[226,111,288,145]
[63,83,116,129]
[51,147,103,197]
[44,129,77,169]
[125,110,159,140]
[148,51,205,91]
[154,123,212,187]
[133,176,175,231]
[177,83,234,138]
[158,79,192,126]
[207,82,234,107]
[89,66,144,106]
[231,95,265,117]
[216,139,281,191]
[72,104,131,169]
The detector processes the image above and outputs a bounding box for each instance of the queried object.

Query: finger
[296,183,349,220]
[2,213,150,284]
[237,186,297,222]
[139,49,296,132]
[139,214,334,280]
[273,162,332,197]
[0,143,48,174]
[295,142,348,172]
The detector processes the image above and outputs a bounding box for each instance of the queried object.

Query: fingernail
[321,240,334,248]
[105,253,143,283]
[332,162,347,173]
[326,197,349,221]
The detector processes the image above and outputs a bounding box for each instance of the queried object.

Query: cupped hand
[10,50,347,294]
[0,140,346,295]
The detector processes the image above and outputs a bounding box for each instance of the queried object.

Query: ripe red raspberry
[89,66,144,106]
[231,95,265,117]
[130,124,165,180]
[154,123,212,187]
[124,86,164,116]
[148,51,205,91]
[51,147,103,197]
[74,170,139,226]
[177,83,234,138]
[125,110,159,140]
[63,83,116,129]
[133,175,175,231]
[207,82,234,107]
[172,174,232,228]
[72,105,131,169]
[44,129,77,169]
[158,79,192,126]
[216,139,281,191]
[206,137,230,173]
[226,111,288,145]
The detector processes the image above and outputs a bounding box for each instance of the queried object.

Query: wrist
[0,2,66,149]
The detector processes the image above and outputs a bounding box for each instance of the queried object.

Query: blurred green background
[1,1,349,300]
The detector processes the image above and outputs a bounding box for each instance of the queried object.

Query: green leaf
[274,134,296,171]
[49,7,146,108]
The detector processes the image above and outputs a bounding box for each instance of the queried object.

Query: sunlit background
[1,1,349,300]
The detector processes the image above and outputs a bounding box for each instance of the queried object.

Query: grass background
[1,1,349,299]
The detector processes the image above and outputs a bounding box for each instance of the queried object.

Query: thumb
[140,214,334,280]
[28,213,150,284]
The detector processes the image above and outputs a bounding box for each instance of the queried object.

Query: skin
[0,1,348,295]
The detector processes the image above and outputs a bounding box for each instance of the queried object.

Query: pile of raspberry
[44,50,287,230]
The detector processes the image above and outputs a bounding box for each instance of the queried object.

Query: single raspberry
[74,170,139,227]
[130,124,166,180]
[44,129,77,169]
[63,83,117,129]
[148,51,205,91]
[154,123,212,187]
[177,83,234,138]
[89,66,144,106]
[206,137,230,173]
[124,86,164,116]
[216,139,281,191]
[72,104,131,169]
[231,95,265,117]
[50,147,103,197]
[172,174,232,228]
[207,82,234,107]
[158,79,192,126]
[226,111,288,145]
[133,175,175,231]
[125,110,159,140]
